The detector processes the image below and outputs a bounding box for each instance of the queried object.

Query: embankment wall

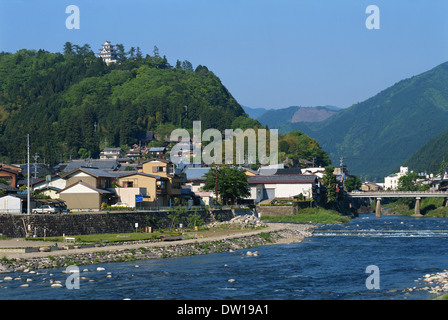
[0,209,235,238]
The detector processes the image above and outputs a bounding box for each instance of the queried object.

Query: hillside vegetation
[0,43,331,169]
[0,43,245,164]
[281,62,448,180]
[403,128,448,174]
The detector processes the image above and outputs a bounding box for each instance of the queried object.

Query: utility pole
[340,156,344,187]
[215,165,218,205]
[27,134,30,216]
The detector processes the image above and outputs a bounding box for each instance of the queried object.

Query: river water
[1,213,448,300]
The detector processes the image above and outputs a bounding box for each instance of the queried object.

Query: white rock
[96,267,105,271]
[20,284,29,287]
[3,276,12,281]
[51,283,63,287]
[228,279,236,283]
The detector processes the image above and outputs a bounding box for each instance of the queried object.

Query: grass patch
[424,206,448,218]
[25,231,180,244]
[260,207,350,223]
[387,204,414,216]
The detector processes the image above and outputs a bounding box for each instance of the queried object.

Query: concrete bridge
[348,191,448,218]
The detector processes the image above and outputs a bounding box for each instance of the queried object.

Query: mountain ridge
[280,61,448,180]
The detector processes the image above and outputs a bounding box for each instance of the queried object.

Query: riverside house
[247,174,318,204]
[57,167,116,211]
[115,159,183,208]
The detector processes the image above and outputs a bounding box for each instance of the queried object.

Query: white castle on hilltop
[97,41,117,64]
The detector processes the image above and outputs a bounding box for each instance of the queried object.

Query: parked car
[32,205,60,214]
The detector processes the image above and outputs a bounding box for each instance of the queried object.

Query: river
[1,213,448,300]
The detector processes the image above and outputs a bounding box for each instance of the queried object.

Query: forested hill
[403,128,448,175]
[282,61,448,180]
[0,43,246,165]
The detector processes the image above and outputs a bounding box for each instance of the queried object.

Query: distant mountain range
[245,61,448,181]
[243,105,341,128]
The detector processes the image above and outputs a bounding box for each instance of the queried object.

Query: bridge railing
[349,190,448,194]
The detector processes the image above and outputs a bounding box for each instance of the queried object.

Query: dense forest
[0,42,331,168]
[0,43,246,165]
[283,61,448,180]
[403,128,448,175]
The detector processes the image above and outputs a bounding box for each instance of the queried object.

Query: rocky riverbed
[404,270,448,296]
[0,219,316,273]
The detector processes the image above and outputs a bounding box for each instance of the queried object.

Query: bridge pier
[375,197,382,218]
[413,197,423,217]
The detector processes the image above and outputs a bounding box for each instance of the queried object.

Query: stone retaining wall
[0,209,234,238]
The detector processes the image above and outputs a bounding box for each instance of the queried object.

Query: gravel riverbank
[0,220,316,273]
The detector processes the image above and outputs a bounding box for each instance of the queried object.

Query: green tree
[115,44,126,62]
[135,47,143,60]
[63,42,74,55]
[182,60,194,72]
[202,166,250,205]
[322,166,337,204]
[344,175,362,192]
[398,172,429,191]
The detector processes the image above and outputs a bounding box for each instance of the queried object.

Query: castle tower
[98,41,117,64]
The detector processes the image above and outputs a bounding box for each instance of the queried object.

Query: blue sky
[0,0,447,110]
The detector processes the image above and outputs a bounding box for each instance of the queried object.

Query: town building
[384,166,408,190]
[0,166,20,188]
[58,181,114,212]
[361,181,383,192]
[116,172,169,208]
[97,41,117,64]
[0,195,22,213]
[247,174,318,204]
[58,167,117,211]
[114,159,184,208]
[99,148,122,160]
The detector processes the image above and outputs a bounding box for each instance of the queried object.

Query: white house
[32,174,67,199]
[99,148,122,160]
[247,174,317,204]
[0,195,22,214]
[384,166,408,190]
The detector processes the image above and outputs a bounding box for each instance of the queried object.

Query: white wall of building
[114,187,147,207]
[0,195,22,214]
[274,183,314,199]
[384,166,409,190]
